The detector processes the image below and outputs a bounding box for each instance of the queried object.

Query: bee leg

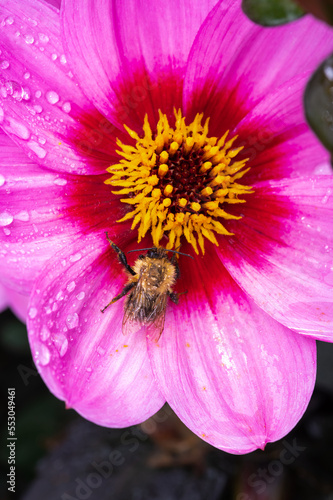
[168,290,188,304]
[105,232,136,276]
[101,281,136,313]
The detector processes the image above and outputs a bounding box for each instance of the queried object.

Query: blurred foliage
[305,53,333,154]
[297,0,333,25]
[241,0,304,26]
[1,308,333,500]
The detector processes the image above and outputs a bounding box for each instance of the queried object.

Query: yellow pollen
[164,184,173,196]
[159,151,169,164]
[169,141,179,155]
[191,202,201,212]
[158,164,169,177]
[106,109,252,254]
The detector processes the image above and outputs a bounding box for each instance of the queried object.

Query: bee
[101,233,191,340]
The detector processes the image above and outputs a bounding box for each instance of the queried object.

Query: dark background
[1,307,333,500]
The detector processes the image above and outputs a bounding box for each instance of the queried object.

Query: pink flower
[0,0,332,454]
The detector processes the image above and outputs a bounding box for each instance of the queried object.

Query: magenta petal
[234,75,329,182]
[184,0,332,131]
[0,0,118,175]
[149,255,316,454]
[218,177,333,341]
[62,0,217,130]
[0,129,116,293]
[27,231,165,426]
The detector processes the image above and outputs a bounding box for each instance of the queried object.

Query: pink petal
[62,0,217,131]
[0,0,119,175]
[27,230,165,426]
[218,176,333,341]
[0,130,116,293]
[184,0,332,133]
[233,75,330,182]
[148,254,316,454]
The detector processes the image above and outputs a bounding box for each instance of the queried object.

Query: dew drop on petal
[66,313,79,329]
[0,174,5,186]
[51,53,57,61]
[35,90,41,98]
[36,343,51,366]
[96,345,106,356]
[3,228,11,236]
[76,291,85,301]
[40,324,50,341]
[69,253,82,263]
[23,72,30,79]
[5,16,14,25]
[27,140,46,158]
[24,34,34,44]
[38,33,49,43]
[321,188,332,204]
[62,102,71,113]
[0,212,13,226]
[60,54,67,64]
[0,60,9,69]
[53,333,68,357]
[46,90,59,105]
[53,177,67,186]
[28,306,38,319]
[7,118,30,139]
[33,104,43,113]
[66,281,76,292]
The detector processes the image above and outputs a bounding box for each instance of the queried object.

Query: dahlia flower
[0,0,332,454]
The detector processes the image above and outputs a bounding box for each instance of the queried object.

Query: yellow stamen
[105,109,252,254]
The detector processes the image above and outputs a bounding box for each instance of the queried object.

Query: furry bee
[101,233,190,340]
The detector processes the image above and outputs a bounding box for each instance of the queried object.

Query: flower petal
[148,252,316,454]
[184,0,332,133]
[0,130,116,293]
[0,0,119,175]
[233,75,330,182]
[218,176,333,341]
[27,230,165,426]
[62,0,217,131]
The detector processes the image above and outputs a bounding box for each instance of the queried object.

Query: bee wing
[145,293,168,343]
[122,281,146,336]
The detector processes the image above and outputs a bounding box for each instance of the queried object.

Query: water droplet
[27,141,46,159]
[0,212,13,226]
[5,16,14,25]
[22,87,31,100]
[33,104,43,113]
[62,102,71,113]
[3,228,11,236]
[0,174,5,186]
[46,90,59,105]
[35,90,42,98]
[0,60,9,69]
[67,281,76,292]
[36,342,51,366]
[24,34,34,44]
[51,53,57,61]
[96,346,106,356]
[53,177,67,186]
[38,136,46,145]
[55,290,64,301]
[53,333,68,357]
[69,253,82,263]
[6,117,30,139]
[86,366,92,373]
[28,307,38,319]
[66,313,79,329]
[60,54,67,64]
[38,33,49,43]
[40,325,50,341]
[76,291,85,301]
[321,188,332,204]
[0,108,4,123]
[15,210,29,221]
[23,72,30,79]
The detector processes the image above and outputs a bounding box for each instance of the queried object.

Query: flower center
[106,110,252,253]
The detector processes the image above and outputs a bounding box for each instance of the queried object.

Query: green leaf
[304,53,333,153]
[242,0,305,26]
